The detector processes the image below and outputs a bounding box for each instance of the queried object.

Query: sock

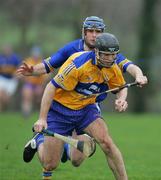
[42,168,53,180]
[35,133,44,149]
[65,143,71,160]
[61,143,71,163]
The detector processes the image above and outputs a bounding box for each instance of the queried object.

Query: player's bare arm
[34,82,56,132]
[126,64,148,86]
[16,62,46,76]
[115,88,128,112]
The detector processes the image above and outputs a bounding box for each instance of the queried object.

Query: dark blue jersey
[0,54,21,78]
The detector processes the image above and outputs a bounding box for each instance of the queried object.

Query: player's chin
[88,42,95,48]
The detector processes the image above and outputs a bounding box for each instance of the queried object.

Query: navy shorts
[47,100,102,136]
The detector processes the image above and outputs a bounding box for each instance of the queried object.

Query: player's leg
[0,90,8,111]
[21,83,33,118]
[63,104,100,166]
[40,136,64,180]
[34,85,44,106]
[84,118,128,180]
[24,131,63,179]
[0,77,9,111]
[0,88,10,111]
[40,101,79,179]
[69,133,96,167]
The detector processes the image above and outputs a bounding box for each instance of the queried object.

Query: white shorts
[0,76,18,96]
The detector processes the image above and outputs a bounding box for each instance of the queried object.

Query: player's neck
[84,43,93,51]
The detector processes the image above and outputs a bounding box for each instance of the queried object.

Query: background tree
[133,0,159,112]
[0,0,45,53]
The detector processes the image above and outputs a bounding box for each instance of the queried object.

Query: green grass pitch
[0,112,160,180]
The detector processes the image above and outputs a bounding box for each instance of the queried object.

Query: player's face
[84,29,103,49]
[97,51,117,68]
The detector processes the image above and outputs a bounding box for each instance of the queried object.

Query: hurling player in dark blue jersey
[18,16,147,175]
[0,44,21,111]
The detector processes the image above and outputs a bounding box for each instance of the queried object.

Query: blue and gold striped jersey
[43,39,133,73]
[52,51,126,110]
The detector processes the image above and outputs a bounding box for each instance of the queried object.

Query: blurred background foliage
[0,0,161,112]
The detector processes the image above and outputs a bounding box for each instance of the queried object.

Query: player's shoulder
[62,39,84,51]
[115,53,127,63]
[54,39,83,58]
[73,51,94,68]
[116,53,126,60]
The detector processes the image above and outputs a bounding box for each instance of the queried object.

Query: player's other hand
[115,99,128,112]
[34,119,47,133]
[16,62,33,77]
[136,75,148,87]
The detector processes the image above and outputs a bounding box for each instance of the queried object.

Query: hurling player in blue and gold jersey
[25,33,147,180]
[20,16,148,179]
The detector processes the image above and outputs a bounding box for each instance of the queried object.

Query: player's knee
[70,150,85,167]
[99,137,114,155]
[71,159,82,167]
[43,162,58,171]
